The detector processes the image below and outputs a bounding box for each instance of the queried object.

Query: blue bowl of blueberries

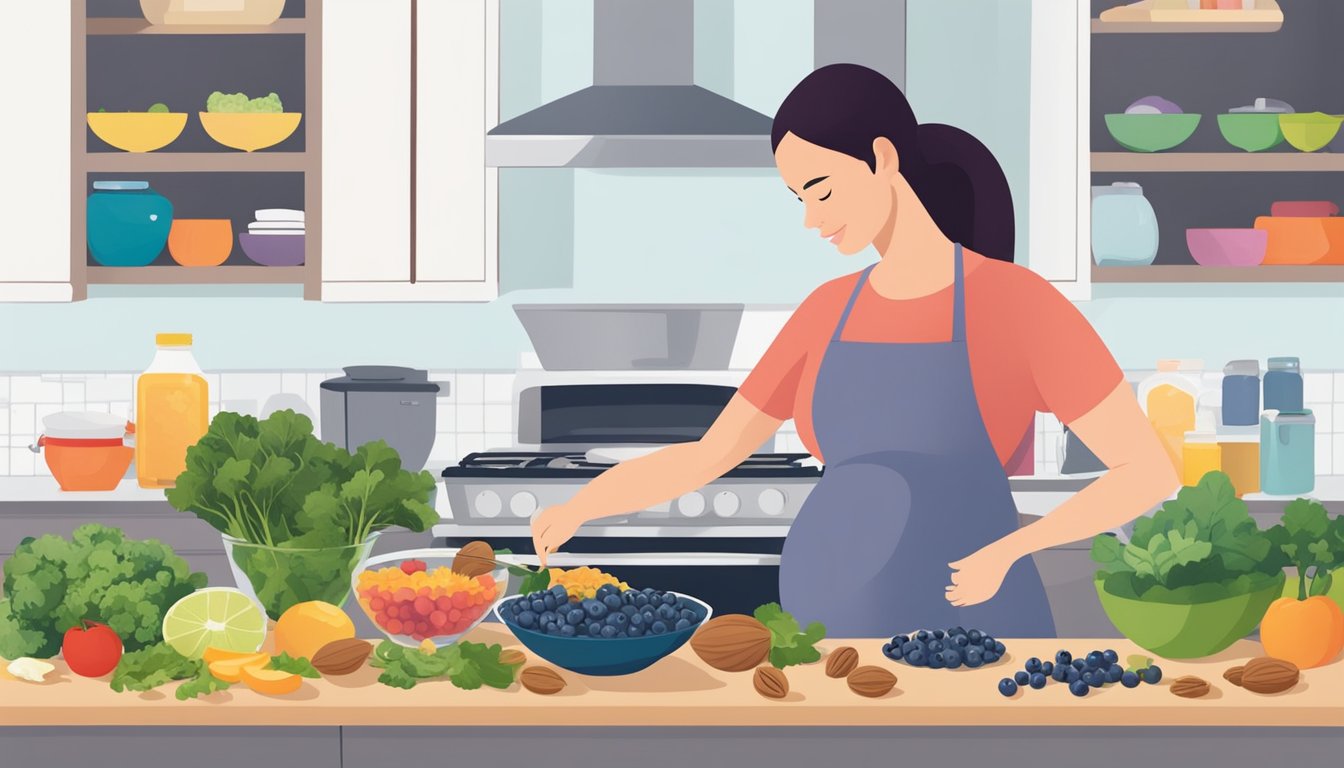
[495,583,713,676]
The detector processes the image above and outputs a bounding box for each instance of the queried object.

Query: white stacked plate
[238,208,306,266]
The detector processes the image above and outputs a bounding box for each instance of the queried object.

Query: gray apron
[779,244,1056,638]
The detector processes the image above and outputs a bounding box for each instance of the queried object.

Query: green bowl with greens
[1218,113,1285,152]
[224,533,381,620]
[1105,113,1201,152]
[1094,572,1284,659]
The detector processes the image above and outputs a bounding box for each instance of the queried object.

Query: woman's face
[774,132,897,256]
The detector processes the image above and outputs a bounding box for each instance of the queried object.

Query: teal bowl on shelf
[1094,572,1284,659]
[1105,113,1201,153]
[1218,113,1285,152]
[86,181,173,267]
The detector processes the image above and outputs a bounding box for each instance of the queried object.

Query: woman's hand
[946,545,1017,607]
[531,504,583,567]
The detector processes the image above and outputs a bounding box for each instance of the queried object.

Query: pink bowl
[1186,228,1268,267]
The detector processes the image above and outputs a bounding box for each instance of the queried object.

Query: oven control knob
[510,491,538,518]
[676,492,706,518]
[712,491,740,518]
[758,488,787,516]
[475,490,502,518]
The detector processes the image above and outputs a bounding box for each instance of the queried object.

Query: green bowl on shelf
[1105,113,1201,153]
[1218,113,1285,152]
[1279,112,1344,152]
[1094,572,1284,659]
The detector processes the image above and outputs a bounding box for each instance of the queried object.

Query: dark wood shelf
[1092,152,1344,173]
[86,265,306,285]
[85,18,307,36]
[84,152,311,173]
[1093,265,1344,283]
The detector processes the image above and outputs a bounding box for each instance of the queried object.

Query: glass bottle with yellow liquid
[136,333,208,489]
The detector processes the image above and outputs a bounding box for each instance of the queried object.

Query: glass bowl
[494,590,712,676]
[353,547,513,649]
[223,532,379,621]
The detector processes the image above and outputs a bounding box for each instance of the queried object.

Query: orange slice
[207,653,269,683]
[241,664,302,696]
[204,647,267,665]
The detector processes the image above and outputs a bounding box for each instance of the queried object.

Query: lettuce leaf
[754,603,826,669]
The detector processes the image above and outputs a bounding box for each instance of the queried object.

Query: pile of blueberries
[881,627,1006,669]
[998,649,1164,698]
[502,583,706,639]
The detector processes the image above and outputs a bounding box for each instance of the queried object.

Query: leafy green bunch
[206,90,283,113]
[166,410,438,549]
[1091,472,1283,603]
[0,525,206,660]
[109,645,317,701]
[1266,498,1344,600]
[370,640,521,690]
[754,602,826,668]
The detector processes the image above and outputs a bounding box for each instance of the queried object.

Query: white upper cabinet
[0,1,72,302]
[1027,0,1091,300]
[321,0,498,302]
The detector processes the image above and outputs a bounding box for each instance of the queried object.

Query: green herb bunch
[1266,498,1344,601]
[370,640,521,690]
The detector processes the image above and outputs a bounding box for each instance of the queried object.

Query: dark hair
[771,64,1015,262]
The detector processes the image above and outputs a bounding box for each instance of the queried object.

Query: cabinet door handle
[400,400,421,406]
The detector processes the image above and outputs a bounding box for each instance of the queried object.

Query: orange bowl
[1319,217,1344,265]
[42,443,133,491]
[168,219,233,267]
[1254,216,1330,265]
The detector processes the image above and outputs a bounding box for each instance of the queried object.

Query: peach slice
[207,653,269,683]
[241,664,302,696]
[204,647,268,665]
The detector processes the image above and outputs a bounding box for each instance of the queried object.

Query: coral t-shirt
[739,251,1123,468]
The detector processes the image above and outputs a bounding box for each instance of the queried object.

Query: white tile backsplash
[85,376,131,402]
[281,373,306,395]
[62,382,85,406]
[0,407,8,436]
[1335,373,1344,403]
[484,374,514,404]
[1336,434,1344,475]
[1316,435,1332,477]
[9,448,34,476]
[11,376,61,404]
[455,373,485,405]
[484,404,512,434]
[456,403,485,433]
[1304,372,1333,404]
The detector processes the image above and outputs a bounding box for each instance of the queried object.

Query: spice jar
[1263,357,1303,413]
[1222,360,1260,427]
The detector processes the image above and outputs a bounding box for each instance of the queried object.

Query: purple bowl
[238,232,305,267]
[1186,228,1267,267]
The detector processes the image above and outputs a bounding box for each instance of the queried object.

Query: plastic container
[1221,360,1260,426]
[1182,432,1222,487]
[87,181,173,267]
[1263,356,1303,412]
[1138,361,1204,477]
[1260,410,1315,496]
[29,412,134,491]
[1092,183,1159,267]
[1218,428,1260,497]
[136,333,209,489]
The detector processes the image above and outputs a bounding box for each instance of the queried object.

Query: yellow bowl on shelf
[1279,112,1344,152]
[86,112,188,152]
[199,112,302,152]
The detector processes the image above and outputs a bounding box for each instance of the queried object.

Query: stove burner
[442,451,821,480]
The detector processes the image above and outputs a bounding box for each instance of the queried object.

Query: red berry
[448,608,462,622]
[400,559,428,575]
[452,592,469,609]
[430,611,448,628]
[387,619,403,634]
[414,597,434,616]
[436,596,453,612]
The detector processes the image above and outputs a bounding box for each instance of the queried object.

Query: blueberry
[1014,671,1030,687]
[509,600,522,616]
[942,650,962,669]
[1105,666,1124,684]
[531,599,547,613]
[1065,667,1081,685]
[928,640,944,654]
[968,630,983,644]
[603,594,623,611]
[651,620,669,635]
[983,635,996,647]
[949,626,966,638]
[549,585,569,600]
[680,609,698,622]
[1055,650,1072,667]
[596,584,618,599]
[642,587,657,595]
[1030,672,1047,689]
[583,599,608,620]
[600,625,618,638]
[998,678,1018,697]
[605,612,628,628]
[518,610,537,629]
[889,646,905,661]
[927,652,946,670]
[1087,671,1104,689]
[629,612,645,628]
[566,608,585,626]
[1051,665,1068,683]
[627,625,645,637]
[661,593,678,607]
[906,649,926,666]
[1085,651,1104,670]
[1072,659,1087,671]
[893,634,910,646]
[982,651,1000,664]
[982,637,996,650]
[635,594,650,608]
[559,624,577,638]
[1025,657,1042,674]
[1142,666,1163,685]
[993,641,1006,655]
[587,622,603,637]
[1040,661,1054,676]
[1102,649,1119,666]
[541,594,557,612]
[917,630,931,642]
[964,648,983,668]
[953,634,969,647]
[902,641,921,656]
[932,629,945,640]
[674,618,691,631]
[622,590,637,604]
[1121,671,1140,688]
[544,622,559,635]
[621,605,638,618]
[1069,679,1089,697]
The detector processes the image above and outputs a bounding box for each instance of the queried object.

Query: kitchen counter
[3,626,1340,768]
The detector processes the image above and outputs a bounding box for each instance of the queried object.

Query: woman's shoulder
[964,251,1064,300]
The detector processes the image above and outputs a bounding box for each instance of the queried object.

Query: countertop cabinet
[320,0,498,303]
[0,2,73,302]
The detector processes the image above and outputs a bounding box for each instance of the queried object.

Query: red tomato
[62,620,123,678]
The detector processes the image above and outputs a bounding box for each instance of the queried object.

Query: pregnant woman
[531,64,1177,637]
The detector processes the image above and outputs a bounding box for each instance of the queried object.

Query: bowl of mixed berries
[353,544,510,649]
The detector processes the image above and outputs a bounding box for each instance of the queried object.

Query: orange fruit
[273,601,356,661]
[207,653,269,683]
[241,664,302,696]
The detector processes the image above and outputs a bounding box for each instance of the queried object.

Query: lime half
[162,588,267,660]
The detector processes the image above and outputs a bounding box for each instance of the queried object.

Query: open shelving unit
[1093,0,1284,34]
[1092,152,1344,174]
[71,0,321,299]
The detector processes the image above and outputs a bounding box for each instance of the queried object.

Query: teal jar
[1092,182,1159,267]
[1260,410,1315,495]
[87,181,173,267]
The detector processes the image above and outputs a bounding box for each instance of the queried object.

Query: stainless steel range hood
[485,0,775,168]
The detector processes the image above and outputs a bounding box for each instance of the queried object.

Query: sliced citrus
[203,646,267,665]
[207,653,269,683]
[162,588,267,660]
[241,664,302,696]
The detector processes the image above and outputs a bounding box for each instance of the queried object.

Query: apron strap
[831,244,967,343]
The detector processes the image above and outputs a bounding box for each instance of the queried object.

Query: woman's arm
[947,380,1178,606]
[531,394,785,563]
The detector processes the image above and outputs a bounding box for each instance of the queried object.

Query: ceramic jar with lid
[87,180,173,267]
[1092,183,1159,267]
[1263,356,1303,413]
[1260,410,1315,495]
[1222,360,1260,426]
